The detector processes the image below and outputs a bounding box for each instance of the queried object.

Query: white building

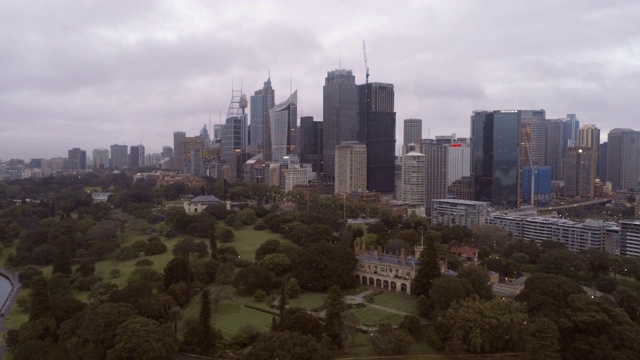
[431,199,490,229]
[401,151,426,207]
[620,220,640,257]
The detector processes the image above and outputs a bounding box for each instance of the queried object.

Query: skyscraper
[92,148,109,169]
[129,145,144,169]
[577,124,600,194]
[299,116,323,175]
[173,131,186,170]
[606,128,640,192]
[545,119,565,180]
[404,118,422,146]
[250,77,275,150]
[519,110,546,168]
[335,141,367,195]
[415,139,448,214]
[402,151,426,207]
[471,110,521,209]
[177,136,205,173]
[323,69,358,181]
[564,147,596,198]
[68,147,87,171]
[267,91,297,162]
[563,114,580,148]
[358,82,396,194]
[110,144,128,170]
[221,92,248,163]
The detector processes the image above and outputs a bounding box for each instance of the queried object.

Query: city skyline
[1,1,639,160]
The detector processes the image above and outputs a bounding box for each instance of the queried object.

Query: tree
[286,278,300,299]
[293,243,357,291]
[172,237,208,258]
[535,249,589,280]
[580,248,611,279]
[436,298,528,354]
[215,226,235,243]
[324,285,347,350]
[52,233,73,275]
[28,276,51,321]
[457,265,493,300]
[106,317,178,360]
[515,273,584,319]
[208,228,218,260]
[559,294,640,360]
[18,265,43,288]
[428,277,475,319]
[255,239,281,261]
[371,322,414,356]
[241,331,333,360]
[412,232,441,297]
[163,256,193,290]
[232,265,277,295]
[127,267,164,292]
[182,289,222,355]
[280,308,324,340]
[526,317,560,360]
[259,253,292,276]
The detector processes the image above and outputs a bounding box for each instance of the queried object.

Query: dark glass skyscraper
[299,116,323,175]
[471,110,521,209]
[322,69,358,181]
[358,82,396,193]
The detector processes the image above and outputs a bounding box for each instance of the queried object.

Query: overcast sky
[1,0,639,161]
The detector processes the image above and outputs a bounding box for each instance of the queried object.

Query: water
[0,275,12,311]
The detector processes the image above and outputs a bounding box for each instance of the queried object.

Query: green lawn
[344,306,405,326]
[372,291,419,315]
[229,228,286,261]
[181,291,275,337]
[287,291,326,310]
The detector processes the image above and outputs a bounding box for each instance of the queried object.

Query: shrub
[135,259,155,267]
[254,289,267,302]
[253,223,267,231]
[115,245,140,261]
[144,241,168,256]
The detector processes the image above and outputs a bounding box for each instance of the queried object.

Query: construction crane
[362,40,369,84]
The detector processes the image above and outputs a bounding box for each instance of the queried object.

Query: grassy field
[344,306,405,326]
[180,291,275,337]
[287,291,327,310]
[372,291,419,315]
[230,228,286,261]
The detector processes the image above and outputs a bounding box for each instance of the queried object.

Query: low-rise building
[183,195,223,213]
[431,199,490,229]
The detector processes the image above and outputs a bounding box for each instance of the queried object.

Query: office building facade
[471,110,521,208]
[250,77,275,149]
[606,128,640,192]
[299,116,323,175]
[268,91,298,162]
[68,148,87,171]
[92,149,109,169]
[403,118,422,146]
[323,69,358,181]
[358,82,396,194]
[335,141,367,195]
[110,144,128,170]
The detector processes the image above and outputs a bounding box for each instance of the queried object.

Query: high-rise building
[435,135,471,186]
[173,131,186,169]
[110,144,128,170]
[598,142,607,182]
[545,119,565,181]
[564,147,596,198]
[92,148,109,169]
[619,220,640,257]
[577,124,600,194]
[471,110,521,209]
[323,69,358,181]
[335,141,367,195]
[222,90,249,164]
[161,146,173,159]
[402,151,426,207]
[129,145,145,169]
[403,118,422,146]
[563,114,580,148]
[519,110,546,168]
[606,128,640,192]
[268,91,297,162]
[250,77,275,149]
[200,125,212,148]
[358,82,396,194]
[299,116,323,175]
[68,147,87,171]
[414,139,448,214]
[176,136,204,173]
